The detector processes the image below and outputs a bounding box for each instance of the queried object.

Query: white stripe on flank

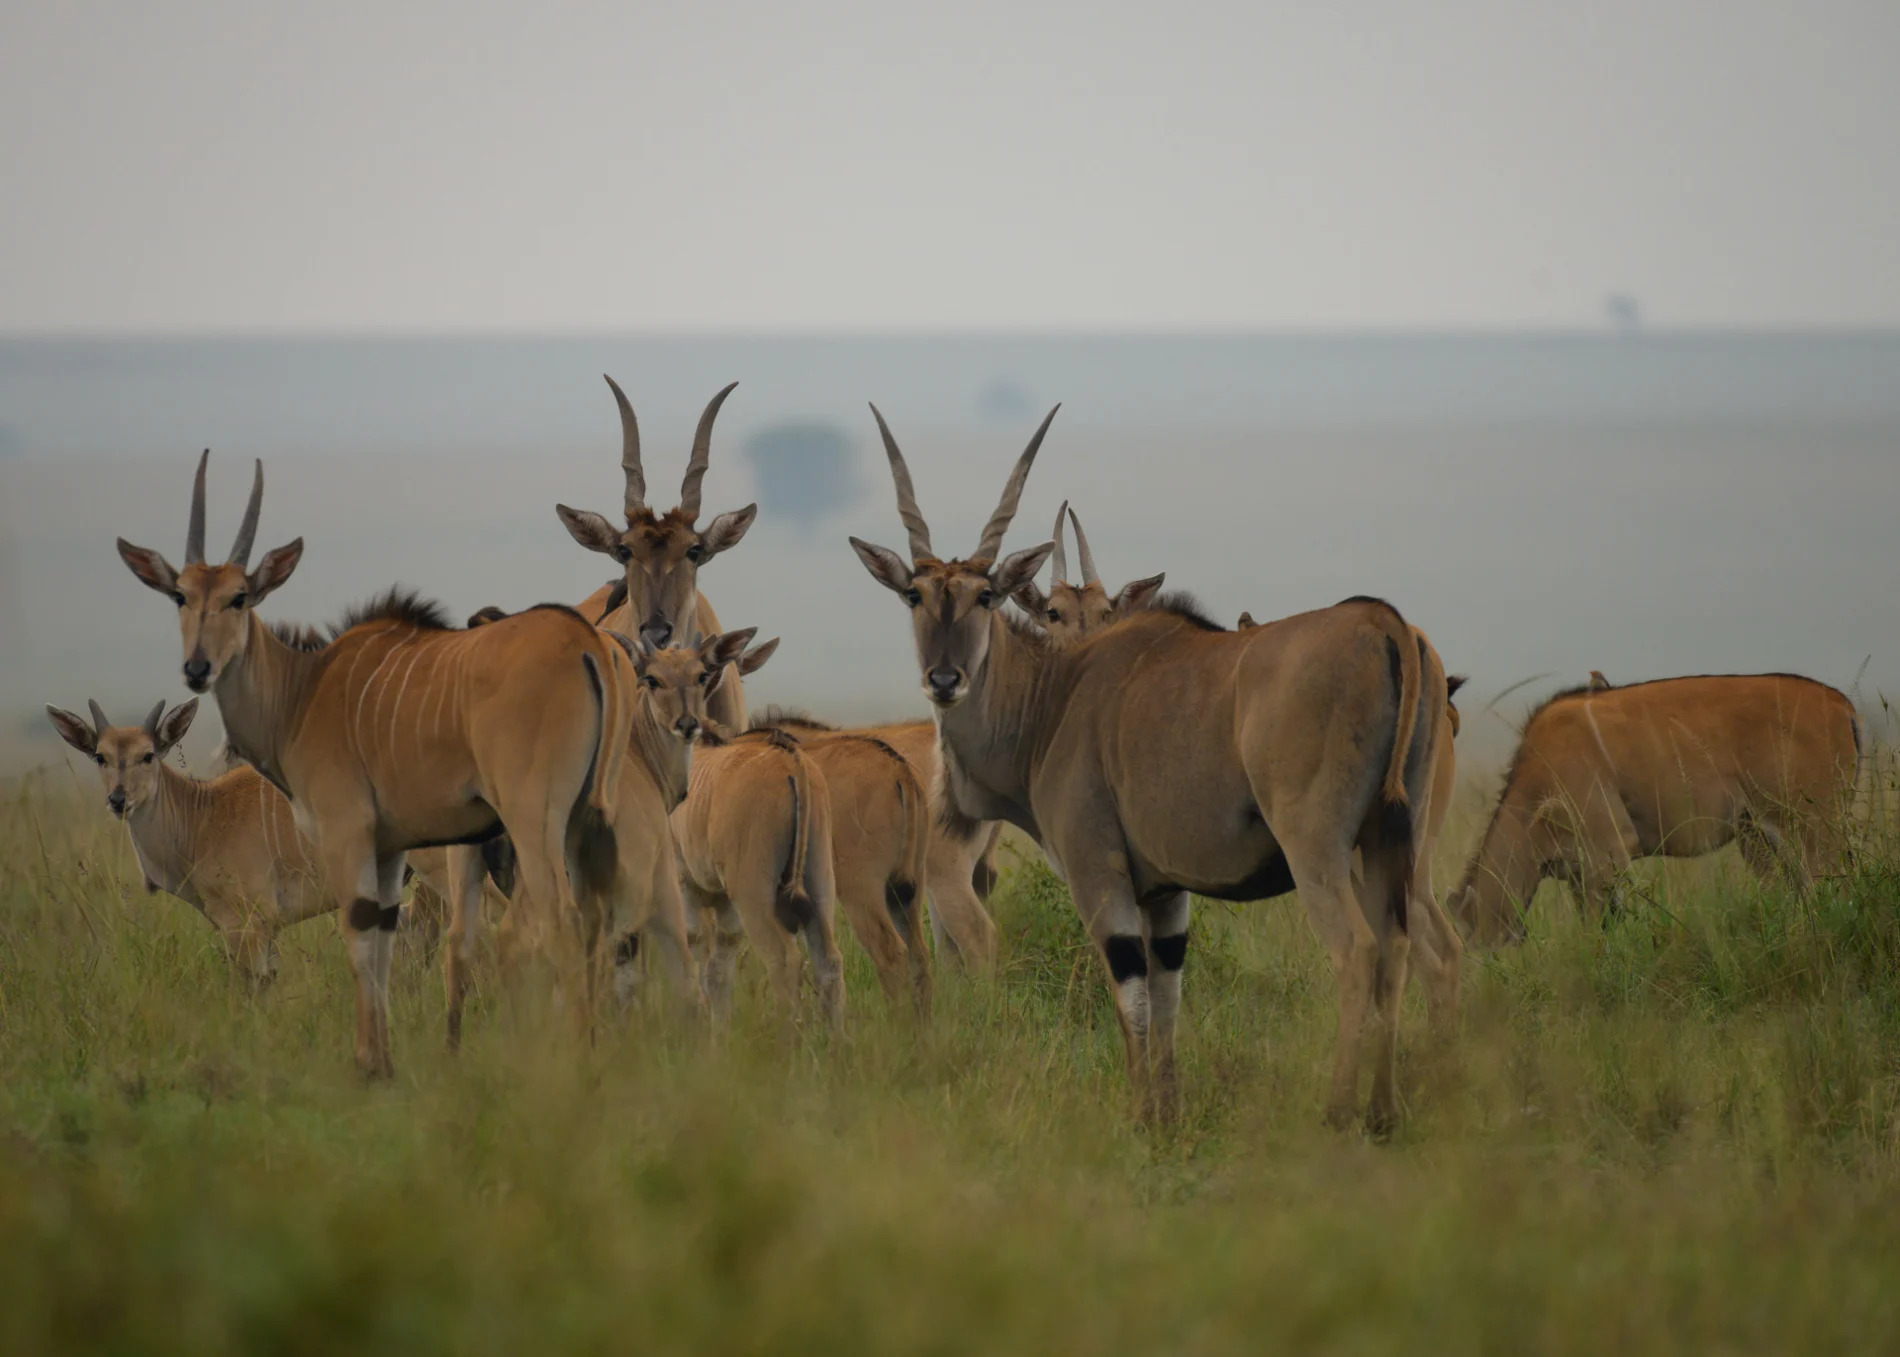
[385,641,428,766]
[352,633,415,777]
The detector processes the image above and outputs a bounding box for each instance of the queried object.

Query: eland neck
[934,612,1058,840]
[211,614,326,797]
[123,761,211,898]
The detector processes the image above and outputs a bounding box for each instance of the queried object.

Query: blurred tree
[741,421,860,530]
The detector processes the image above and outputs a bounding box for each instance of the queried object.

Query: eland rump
[116,452,638,1077]
[849,407,1444,1131]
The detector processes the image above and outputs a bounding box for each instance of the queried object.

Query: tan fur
[671,729,846,1029]
[434,628,753,1044]
[852,413,1444,1131]
[117,456,636,1077]
[47,700,329,988]
[1450,673,1862,944]
[754,717,935,1016]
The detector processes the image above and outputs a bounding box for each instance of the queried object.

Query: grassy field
[4,761,1900,1355]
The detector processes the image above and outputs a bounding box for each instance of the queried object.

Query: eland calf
[750,707,934,1017]
[671,642,846,1029]
[47,697,330,987]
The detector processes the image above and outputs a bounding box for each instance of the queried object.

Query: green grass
[4,767,1900,1354]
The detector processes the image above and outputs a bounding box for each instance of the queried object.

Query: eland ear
[849,538,914,596]
[737,636,780,677]
[155,699,199,753]
[704,627,758,670]
[46,705,98,755]
[988,542,1056,600]
[556,505,623,557]
[247,539,303,603]
[698,504,757,558]
[1013,581,1050,619]
[1112,573,1166,616]
[117,539,179,597]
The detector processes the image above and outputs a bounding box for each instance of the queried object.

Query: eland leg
[442,843,491,1050]
[1064,849,1153,1121]
[1141,891,1191,1125]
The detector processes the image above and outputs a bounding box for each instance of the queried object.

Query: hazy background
[3,2,1897,770]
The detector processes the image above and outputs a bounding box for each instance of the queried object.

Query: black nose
[183,658,212,689]
[675,716,700,740]
[107,790,126,815]
[927,667,961,700]
[640,617,673,648]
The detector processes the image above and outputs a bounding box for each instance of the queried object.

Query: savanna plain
[4,748,1900,1355]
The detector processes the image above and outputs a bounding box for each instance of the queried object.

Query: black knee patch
[378,905,401,932]
[614,934,640,966]
[1150,932,1188,971]
[346,897,382,932]
[1104,934,1148,983]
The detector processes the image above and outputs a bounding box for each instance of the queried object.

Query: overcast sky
[4,0,1897,333]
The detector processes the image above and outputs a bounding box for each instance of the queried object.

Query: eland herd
[46,380,1865,1132]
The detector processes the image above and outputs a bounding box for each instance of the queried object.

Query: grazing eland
[1449,673,1862,944]
[849,407,1443,1130]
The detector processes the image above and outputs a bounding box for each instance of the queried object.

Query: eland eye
[1047,608,1061,622]
[140,752,155,764]
[227,593,248,611]
[977,589,996,609]
[642,675,661,690]
[93,754,107,766]
[170,591,186,607]
[685,543,705,564]
[615,546,632,564]
[903,588,922,608]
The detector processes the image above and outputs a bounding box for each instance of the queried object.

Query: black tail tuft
[774,888,816,935]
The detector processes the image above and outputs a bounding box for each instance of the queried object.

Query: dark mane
[598,575,629,620]
[734,727,803,754]
[750,706,836,732]
[1152,590,1226,632]
[330,587,454,638]
[269,621,331,652]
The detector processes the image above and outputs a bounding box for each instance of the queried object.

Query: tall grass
[3,762,1900,1354]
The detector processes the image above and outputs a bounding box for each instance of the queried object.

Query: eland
[849,407,1444,1130]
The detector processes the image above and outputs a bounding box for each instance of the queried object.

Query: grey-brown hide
[46,697,331,987]
[852,409,1442,1133]
[557,378,755,728]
